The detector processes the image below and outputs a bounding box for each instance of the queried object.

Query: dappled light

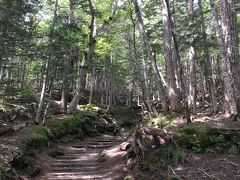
[0,0,240,179]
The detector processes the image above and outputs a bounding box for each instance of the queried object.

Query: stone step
[73,144,116,149]
[47,172,115,180]
[65,147,102,152]
[79,141,120,145]
[52,166,102,172]
[55,153,99,160]
[51,161,100,167]
[47,172,122,180]
[64,147,103,157]
[47,175,108,180]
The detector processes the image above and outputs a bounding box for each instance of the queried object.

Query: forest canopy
[0,0,240,121]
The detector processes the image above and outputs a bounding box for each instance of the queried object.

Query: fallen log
[120,142,131,151]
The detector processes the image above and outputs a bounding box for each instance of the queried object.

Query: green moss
[110,107,140,127]
[178,123,240,154]
[22,112,94,151]
[60,135,77,143]
[24,132,50,150]
[78,104,102,116]
[179,123,217,148]
[146,111,184,128]
[124,175,133,180]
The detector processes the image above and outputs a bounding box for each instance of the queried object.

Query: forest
[0,0,240,179]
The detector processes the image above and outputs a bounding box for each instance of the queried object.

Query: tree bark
[67,0,97,113]
[187,0,197,112]
[60,0,75,111]
[132,0,169,111]
[162,0,181,110]
[220,0,240,91]
[35,0,58,123]
[210,0,238,116]
[199,0,217,114]
[19,63,26,90]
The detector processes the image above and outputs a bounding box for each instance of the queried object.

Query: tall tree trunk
[221,0,240,91]
[162,0,181,110]
[60,0,75,111]
[187,0,197,112]
[60,58,69,111]
[0,60,3,80]
[67,0,97,114]
[89,66,96,104]
[19,63,26,90]
[35,0,58,123]
[198,0,217,114]
[220,0,240,114]
[132,0,169,111]
[210,0,238,117]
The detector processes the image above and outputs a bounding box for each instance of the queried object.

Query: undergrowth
[22,110,96,151]
[179,123,240,154]
[109,107,140,127]
[0,163,4,180]
[146,111,184,128]
[11,105,106,178]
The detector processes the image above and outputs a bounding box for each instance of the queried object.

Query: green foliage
[209,135,225,143]
[79,104,102,116]
[0,164,5,180]
[15,89,36,102]
[22,111,95,151]
[179,123,217,151]
[146,111,184,128]
[179,123,240,154]
[109,107,139,127]
[46,112,91,138]
[228,145,238,155]
[23,127,51,150]
[138,161,150,171]
[160,145,187,164]
[11,155,41,177]
[60,135,78,143]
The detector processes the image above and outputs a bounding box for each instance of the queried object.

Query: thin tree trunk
[187,0,197,112]
[60,0,75,111]
[35,0,58,123]
[60,59,69,111]
[89,66,95,104]
[167,1,191,122]
[19,63,26,90]
[132,0,169,111]
[67,0,97,113]
[199,0,217,114]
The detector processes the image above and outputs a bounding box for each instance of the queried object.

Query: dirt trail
[36,135,127,180]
